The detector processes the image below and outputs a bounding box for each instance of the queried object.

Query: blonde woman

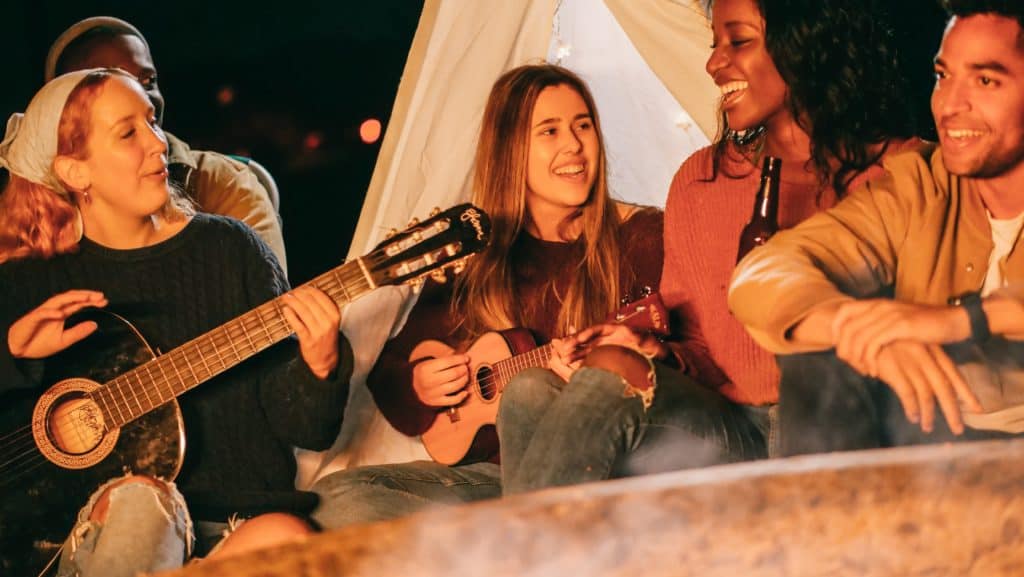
[311,64,664,527]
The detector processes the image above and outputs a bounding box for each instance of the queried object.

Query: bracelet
[950,292,991,343]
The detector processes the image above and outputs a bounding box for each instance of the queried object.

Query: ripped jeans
[498,364,770,494]
[56,475,193,577]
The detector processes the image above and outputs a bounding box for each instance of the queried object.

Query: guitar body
[0,310,184,577]
[414,329,536,465]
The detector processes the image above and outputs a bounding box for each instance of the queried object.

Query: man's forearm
[787,302,844,348]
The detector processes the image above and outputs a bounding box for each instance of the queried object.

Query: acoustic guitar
[414,291,668,465]
[0,203,491,577]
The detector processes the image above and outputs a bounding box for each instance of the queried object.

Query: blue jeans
[497,365,769,495]
[776,343,1023,456]
[310,460,501,530]
[57,476,193,577]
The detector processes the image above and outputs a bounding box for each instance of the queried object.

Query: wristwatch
[950,292,991,343]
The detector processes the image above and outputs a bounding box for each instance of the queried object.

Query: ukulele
[413,291,668,465]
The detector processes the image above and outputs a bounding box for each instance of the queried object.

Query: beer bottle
[736,156,781,263]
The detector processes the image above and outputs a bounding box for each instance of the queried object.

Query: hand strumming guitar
[8,290,108,360]
[280,286,342,380]
[413,354,470,407]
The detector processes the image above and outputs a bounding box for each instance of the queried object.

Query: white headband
[0,69,102,194]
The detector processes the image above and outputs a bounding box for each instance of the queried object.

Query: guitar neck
[90,259,373,429]
[490,342,556,392]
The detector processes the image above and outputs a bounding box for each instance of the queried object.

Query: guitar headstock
[608,291,670,337]
[364,203,491,288]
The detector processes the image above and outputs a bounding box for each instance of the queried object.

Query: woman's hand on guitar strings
[281,286,341,380]
[412,354,470,407]
[8,290,108,359]
[548,336,584,382]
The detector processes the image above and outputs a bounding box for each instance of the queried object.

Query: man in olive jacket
[729,0,1024,455]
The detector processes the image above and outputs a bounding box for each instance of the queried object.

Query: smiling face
[524,84,599,226]
[705,0,791,133]
[74,75,170,221]
[932,14,1024,183]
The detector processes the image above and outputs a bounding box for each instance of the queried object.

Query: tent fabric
[295,0,716,488]
[604,0,718,139]
[551,0,712,208]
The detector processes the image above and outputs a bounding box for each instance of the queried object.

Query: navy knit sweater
[0,214,352,519]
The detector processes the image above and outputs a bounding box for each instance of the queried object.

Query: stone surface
[157,440,1024,577]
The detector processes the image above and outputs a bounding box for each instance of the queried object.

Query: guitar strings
[0,229,466,486]
[81,264,368,428]
[0,260,373,484]
[473,344,555,396]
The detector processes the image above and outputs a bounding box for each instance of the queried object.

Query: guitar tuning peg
[429,207,441,217]
[407,217,420,228]
[641,286,653,297]
[385,228,399,239]
[430,269,448,283]
[452,259,466,274]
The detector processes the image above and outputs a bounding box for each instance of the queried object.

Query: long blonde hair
[452,64,623,338]
[0,69,192,263]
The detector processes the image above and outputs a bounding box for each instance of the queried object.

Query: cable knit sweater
[663,142,918,405]
[368,208,665,453]
[0,214,352,519]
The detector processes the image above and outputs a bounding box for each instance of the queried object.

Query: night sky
[7,1,947,285]
[7,0,424,285]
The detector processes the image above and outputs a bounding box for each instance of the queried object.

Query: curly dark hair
[944,0,1024,32]
[704,0,918,197]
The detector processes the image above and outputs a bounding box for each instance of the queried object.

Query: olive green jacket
[729,143,1023,354]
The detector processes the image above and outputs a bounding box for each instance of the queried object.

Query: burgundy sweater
[368,208,664,445]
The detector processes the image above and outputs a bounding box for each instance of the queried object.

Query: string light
[552,0,572,63]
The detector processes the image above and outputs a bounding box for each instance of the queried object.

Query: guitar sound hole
[47,393,106,456]
[475,365,497,400]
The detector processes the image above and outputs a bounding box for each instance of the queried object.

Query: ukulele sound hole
[475,365,497,400]
[47,393,107,456]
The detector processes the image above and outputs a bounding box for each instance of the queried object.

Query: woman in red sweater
[661,0,920,455]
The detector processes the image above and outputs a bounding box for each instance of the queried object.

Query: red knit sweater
[663,142,917,405]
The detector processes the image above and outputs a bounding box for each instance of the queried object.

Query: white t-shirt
[981,211,1024,296]
[962,211,1024,433]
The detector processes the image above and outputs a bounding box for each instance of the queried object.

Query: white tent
[296,0,718,488]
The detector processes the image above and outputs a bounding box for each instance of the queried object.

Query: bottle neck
[751,156,781,221]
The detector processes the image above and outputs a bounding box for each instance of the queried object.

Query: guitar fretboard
[88,259,374,430]
[486,343,556,394]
